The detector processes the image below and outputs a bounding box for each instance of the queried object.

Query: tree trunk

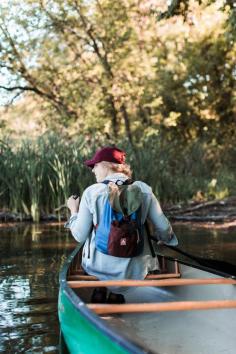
[107,95,119,138]
[120,104,133,146]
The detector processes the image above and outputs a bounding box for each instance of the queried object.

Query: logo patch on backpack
[95,179,144,258]
[120,238,127,246]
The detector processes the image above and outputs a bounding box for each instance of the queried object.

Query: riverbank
[167,199,236,219]
[1,220,236,231]
[172,220,236,230]
[0,221,64,229]
[1,196,236,230]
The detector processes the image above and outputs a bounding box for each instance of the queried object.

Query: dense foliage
[1,1,235,141]
[0,1,235,219]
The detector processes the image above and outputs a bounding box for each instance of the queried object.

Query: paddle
[149,236,236,277]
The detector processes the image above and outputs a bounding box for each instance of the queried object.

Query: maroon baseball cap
[84,146,126,168]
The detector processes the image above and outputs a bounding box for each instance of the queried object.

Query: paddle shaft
[149,236,214,265]
[149,236,236,276]
[165,243,215,263]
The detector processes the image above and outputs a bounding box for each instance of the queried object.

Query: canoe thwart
[67,278,236,289]
[88,300,236,315]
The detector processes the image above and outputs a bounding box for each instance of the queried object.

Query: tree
[0,0,235,148]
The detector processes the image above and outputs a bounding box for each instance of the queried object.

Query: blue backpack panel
[95,180,144,258]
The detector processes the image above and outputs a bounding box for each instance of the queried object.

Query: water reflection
[173,224,236,265]
[0,224,76,354]
[0,223,236,353]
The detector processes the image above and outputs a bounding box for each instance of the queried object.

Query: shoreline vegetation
[1,2,236,231]
[1,134,236,224]
[1,197,236,220]
[1,196,236,230]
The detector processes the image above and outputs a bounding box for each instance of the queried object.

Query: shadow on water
[0,223,236,353]
[0,224,76,354]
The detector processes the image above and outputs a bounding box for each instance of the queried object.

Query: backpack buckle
[115,180,124,186]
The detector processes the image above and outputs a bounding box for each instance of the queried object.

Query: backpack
[95,179,144,258]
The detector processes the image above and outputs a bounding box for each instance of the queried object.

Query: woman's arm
[66,192,93,243]
[147,193,177,245]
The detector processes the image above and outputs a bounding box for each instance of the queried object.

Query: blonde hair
[101,161,132,178]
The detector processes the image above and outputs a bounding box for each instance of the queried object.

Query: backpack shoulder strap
[145,221,156,258]
[102,178,133,185]
[103,180,142,216]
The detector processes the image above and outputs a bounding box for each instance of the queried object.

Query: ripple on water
[0,224,75,353]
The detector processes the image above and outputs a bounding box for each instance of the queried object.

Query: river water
[0,224,76,354]
[0,223,235,353]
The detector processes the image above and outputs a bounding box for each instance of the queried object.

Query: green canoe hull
[58,246,147,354]
[59,290,131,354]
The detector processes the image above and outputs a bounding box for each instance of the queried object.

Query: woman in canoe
[66,146,178,303]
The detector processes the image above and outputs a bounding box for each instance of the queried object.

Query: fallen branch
[167,199,227,215]
[169,214,236,222]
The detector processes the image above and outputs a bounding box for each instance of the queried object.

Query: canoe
[58,244,236,354]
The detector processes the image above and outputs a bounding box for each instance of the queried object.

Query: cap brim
[163,233,178,247]
[84,159,95,168]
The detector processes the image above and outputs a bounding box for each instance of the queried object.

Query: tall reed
[0,133,235,221]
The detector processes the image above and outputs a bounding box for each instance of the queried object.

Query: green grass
[0,133,235,221]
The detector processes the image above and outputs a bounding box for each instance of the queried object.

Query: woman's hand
[67,195,80,214]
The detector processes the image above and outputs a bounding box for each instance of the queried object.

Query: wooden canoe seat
[67,272,181,281]
[68,256,180,277]
[68,257,182,280]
